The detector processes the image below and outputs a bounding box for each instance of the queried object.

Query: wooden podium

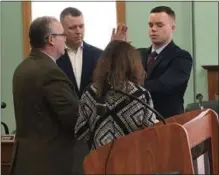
[1,135,15,175]
[83,109,219,174]
[202,65,219,100]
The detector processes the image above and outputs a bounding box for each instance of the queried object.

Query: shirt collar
[41,51,56,63]
[65,42,83,51]
[151,42,169,54]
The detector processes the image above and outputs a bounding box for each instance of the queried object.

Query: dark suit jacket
[138,41,193,118]
[11,49,79,175]
[56,42,102,98]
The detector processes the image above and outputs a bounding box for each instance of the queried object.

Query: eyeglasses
[51,33,67,37]
[45,33,67,39]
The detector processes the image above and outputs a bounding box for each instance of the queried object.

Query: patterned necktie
[147,51,158,67]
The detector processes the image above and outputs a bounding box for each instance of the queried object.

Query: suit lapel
[147,41,175,78]
[139,48,149,70]
[80,48,86,92]
[80,43,92,94]
[62,50,80,95]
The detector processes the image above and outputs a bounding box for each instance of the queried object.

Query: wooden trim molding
[202,65,219,100]
[116,1,126,24]
[22,2,126,57]
[202,65,219,72]
[22,1,31,57]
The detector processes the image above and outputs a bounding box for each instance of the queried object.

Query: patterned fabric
[74,81,158,150]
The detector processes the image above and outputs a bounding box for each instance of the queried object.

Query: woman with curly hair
[75,40,158,150]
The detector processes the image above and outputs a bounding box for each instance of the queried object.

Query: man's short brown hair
[150,6,175,20]
[60,7,82,21]
[29,16,57,48]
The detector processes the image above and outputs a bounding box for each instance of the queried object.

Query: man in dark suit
[56,7,128,174]
[139,6,193,118]
[11,16,79,175]
[57,7,103,98]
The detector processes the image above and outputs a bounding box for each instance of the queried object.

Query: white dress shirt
[151,42,169,59]
[66,44,83,89]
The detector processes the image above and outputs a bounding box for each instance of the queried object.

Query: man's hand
[111,24,128,41]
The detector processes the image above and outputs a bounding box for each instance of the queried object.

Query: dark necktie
[147,51,158,67]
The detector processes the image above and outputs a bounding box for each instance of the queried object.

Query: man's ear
[172,24,176,31]
[170,17,176,31]
[47,35,55,46]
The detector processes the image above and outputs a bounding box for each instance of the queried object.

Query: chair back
[185,100,219,115]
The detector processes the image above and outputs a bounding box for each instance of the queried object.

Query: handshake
[111,24,131,43]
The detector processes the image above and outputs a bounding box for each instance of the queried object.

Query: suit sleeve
[42,69,79,130]
[144,51,192,94]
